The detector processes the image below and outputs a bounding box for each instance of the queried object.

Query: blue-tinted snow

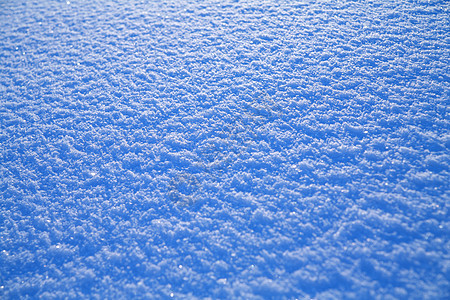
[0,0,449,298]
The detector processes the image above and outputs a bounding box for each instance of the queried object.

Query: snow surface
[0,0,449,299]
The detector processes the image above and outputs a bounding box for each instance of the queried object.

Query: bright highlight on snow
[0,0,448,299]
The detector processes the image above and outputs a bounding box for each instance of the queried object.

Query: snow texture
[0,0,449,299]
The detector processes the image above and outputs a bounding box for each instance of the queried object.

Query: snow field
[0,0,449,298]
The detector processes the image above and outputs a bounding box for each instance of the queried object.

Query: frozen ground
[0,0,449,299]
